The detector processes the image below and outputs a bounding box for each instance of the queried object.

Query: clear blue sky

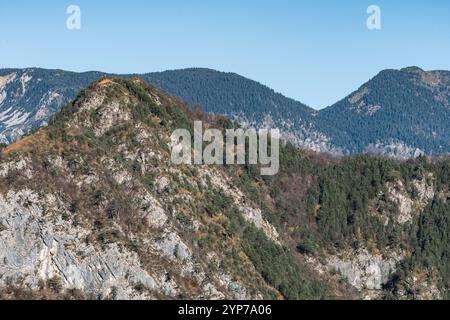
[1,0,450,109]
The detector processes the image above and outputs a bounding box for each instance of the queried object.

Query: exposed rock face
[365,140,425,160]
[327,249,402,291]
[387,176,435,224]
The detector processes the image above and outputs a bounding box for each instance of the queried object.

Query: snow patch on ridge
[20,73,32,96]
[2,110,31,128]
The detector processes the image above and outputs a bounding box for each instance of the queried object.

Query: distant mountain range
[1,66,449,157]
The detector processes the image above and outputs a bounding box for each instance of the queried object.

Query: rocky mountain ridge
[0,78,321,299]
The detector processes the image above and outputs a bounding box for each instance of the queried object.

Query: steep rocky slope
[0,78,331,299]
[0,68,328,152]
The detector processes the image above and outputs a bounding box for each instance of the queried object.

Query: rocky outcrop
[387,176,435,224]
[327,249,402,292]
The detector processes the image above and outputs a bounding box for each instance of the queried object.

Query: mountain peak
[52,77,186,136]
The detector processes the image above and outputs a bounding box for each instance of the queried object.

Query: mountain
[0,78,330,300]
[0,78,448,300]
[317,67,450,157]
[1,67,449,157]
